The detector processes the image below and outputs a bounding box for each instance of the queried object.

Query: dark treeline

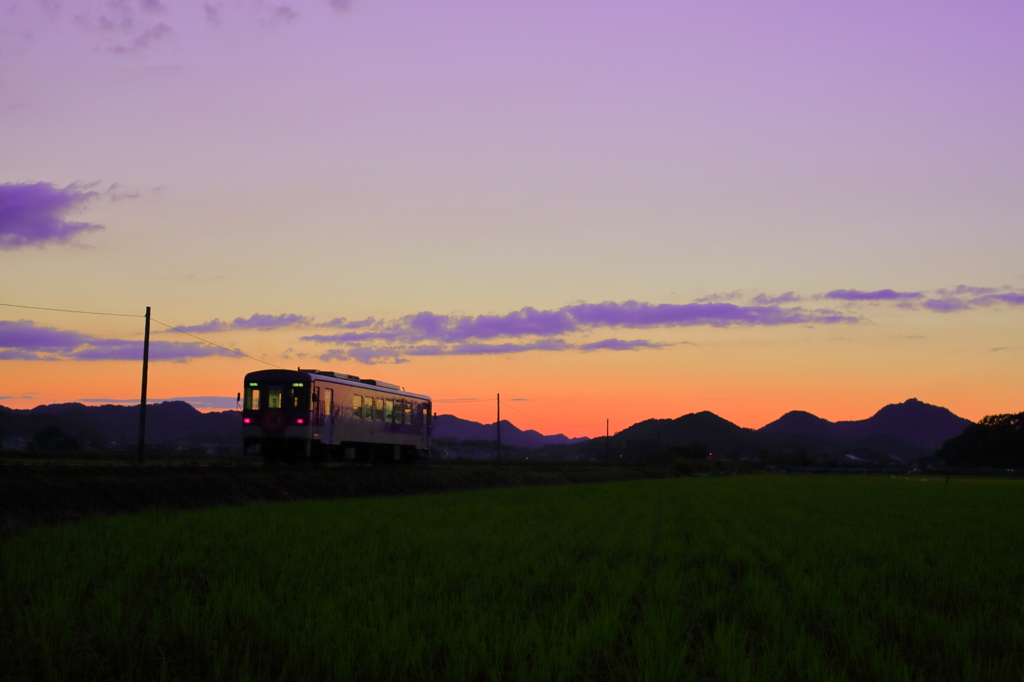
[938,412,1024,468]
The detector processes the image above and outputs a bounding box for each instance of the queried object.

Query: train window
[324,389,333,417]
[405,403,412,425]
[362,397,372,420]
[352,395,362,419]
[290,383,307,409]
[373,398,384,421]
[268,386,283,409]
[385,400,394,422]
[246,388,260,410]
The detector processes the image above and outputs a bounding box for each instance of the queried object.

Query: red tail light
[243,417,251,424]
[296,418,305,424]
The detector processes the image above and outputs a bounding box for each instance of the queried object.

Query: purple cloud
[923,298,971,313]
[750,292,802,305]
[300,301,854,349]
[0,182,103,249]
[317,317,378,329]
[0,320,91,351]
[563,301,855,328]
[937,285,999,296]
[972,293,1024,306]
[112,22,173,55]
[577,339,665,351]
[304,331,403,343]
[0,320,236,362]
[174,313,312,333]
[318,337,671,364]
[825,289,924,301]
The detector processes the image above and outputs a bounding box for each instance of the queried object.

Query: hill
[433,415,588,448]
[760,399,973,451]
[1,402,240,451]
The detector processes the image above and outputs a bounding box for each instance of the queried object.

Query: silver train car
[242,369,432,462]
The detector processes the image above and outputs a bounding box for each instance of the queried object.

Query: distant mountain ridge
[759,398,973,450]
[0,398,973,460]
[433,414,589,448]
[568,398,974,462]
[1,401,240,449]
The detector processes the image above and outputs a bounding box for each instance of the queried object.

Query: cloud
[0,182,103,249]
[577,338,666,351]
[173,313,312,333]
[824,289,924,301]
[317,336,672,365]
[301,301,856,349]
[317,317,378,329]
[750,292,802,305]
[294,299,856,363]
[936,285,999,296]
[923,298,971,313]
[0,320,236,362]
[972,293,1024,306]
[563,301,855,328]
[112,22,173,55]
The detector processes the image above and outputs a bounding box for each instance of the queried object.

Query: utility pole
[496,393,501,462]
[605,418,610,466]
[137,306,151,465]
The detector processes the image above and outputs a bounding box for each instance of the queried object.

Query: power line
[498,398,605,429]
[434,397,497,403]
[151,318,286,369]
[0,302,143,317]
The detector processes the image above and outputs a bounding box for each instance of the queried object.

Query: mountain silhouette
[5,401,240,449]
[433,414,588,448]
[760,399,972,451]
[612,411,756,456]
[759,410,839,440]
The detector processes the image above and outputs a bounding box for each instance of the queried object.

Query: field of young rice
[2,475,1022,682]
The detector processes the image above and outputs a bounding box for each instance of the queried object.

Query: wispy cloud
[0,320,236,362]
[0,182,103,250]
[317,336,671,365]
[171,313,313,333]
[922,298,972,313]
[824,289,924,301]
[14,0,354,55]
[302,301,857,348]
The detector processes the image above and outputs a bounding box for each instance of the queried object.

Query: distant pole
[496,393,501,462]
[605,418,610,465]
[137,306,151,465]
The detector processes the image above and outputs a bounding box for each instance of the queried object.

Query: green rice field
[2,475,1022,681]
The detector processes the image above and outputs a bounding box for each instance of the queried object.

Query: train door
[323,388,334,444]
[312,386,321,438]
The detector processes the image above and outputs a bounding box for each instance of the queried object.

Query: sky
[1,0,1022,436]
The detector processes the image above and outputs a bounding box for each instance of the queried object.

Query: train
[241,368,432,463]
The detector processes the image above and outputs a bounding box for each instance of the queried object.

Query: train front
[241,370,313,458]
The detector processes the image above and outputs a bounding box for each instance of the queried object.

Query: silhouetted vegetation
[31,425,81,452]
[938,411,1024,468]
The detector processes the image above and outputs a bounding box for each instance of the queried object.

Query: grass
[1,475,1022,681]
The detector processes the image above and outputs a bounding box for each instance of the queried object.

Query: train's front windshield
[245,381,308,410]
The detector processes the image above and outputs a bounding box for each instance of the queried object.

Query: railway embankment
[0,461,673,537]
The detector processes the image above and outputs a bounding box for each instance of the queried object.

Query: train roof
[244,368,431,401]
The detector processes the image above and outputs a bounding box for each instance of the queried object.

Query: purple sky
[1,0,1022,425]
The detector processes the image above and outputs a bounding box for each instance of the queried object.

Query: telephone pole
[605,418,610,465]
[496,393,501,462]
[137,306,151,465]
